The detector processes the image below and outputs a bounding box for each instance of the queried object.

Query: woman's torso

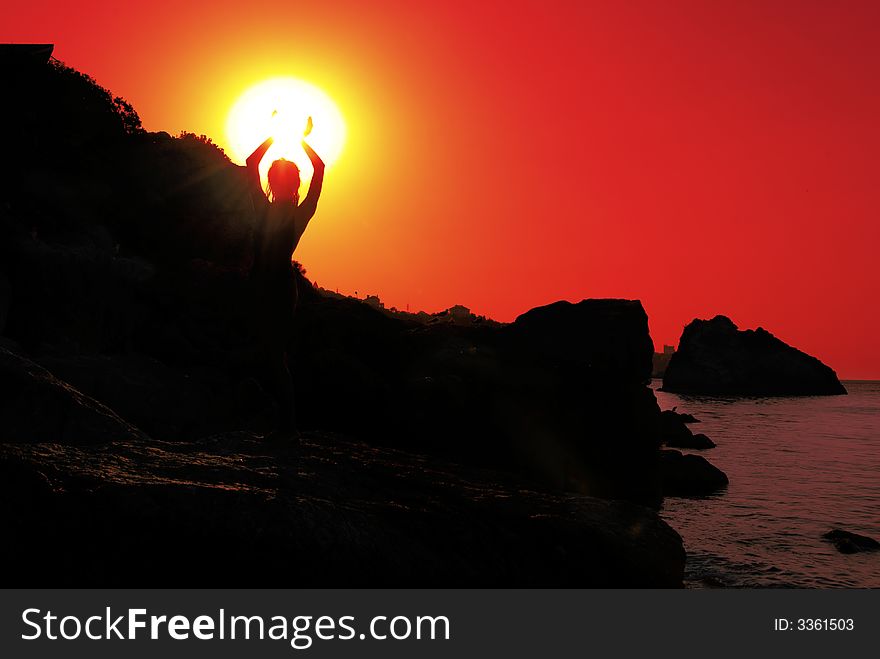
[254,201,306,276]
[251,201,303,343]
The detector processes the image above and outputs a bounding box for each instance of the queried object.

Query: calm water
[654,380,880,588]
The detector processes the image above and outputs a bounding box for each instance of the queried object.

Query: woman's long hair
[266,158,301,204]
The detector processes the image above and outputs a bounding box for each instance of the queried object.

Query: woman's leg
[271,350,296,433]
[259,270,298,436]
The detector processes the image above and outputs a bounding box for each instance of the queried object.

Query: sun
[226,77,346,180]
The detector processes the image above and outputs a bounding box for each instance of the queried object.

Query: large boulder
[663,315,846,396]
[506,299,654,385]
[290,297,668,503]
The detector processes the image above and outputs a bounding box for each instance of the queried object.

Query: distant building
[364,295,385,310]
[653,345,676,378]
[448,305,471,321]
[0,44,54,70]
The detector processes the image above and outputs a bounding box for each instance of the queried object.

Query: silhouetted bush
[49,59,143,136]
[42,59,143,141]
[176,132,230,162]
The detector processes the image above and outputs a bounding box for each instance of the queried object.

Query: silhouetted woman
[247,116,324,436]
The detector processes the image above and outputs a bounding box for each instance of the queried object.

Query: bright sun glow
[226,78,346,181]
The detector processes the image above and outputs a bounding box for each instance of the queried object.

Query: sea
[653,380,880,588]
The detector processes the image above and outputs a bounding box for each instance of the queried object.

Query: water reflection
[655,380,880,588]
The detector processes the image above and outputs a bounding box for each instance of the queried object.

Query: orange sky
[6,0,880,378]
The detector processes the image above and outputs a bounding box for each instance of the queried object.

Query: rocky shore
[0,56,726,587]
[0,427,685,587]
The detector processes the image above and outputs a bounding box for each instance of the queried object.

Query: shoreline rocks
[659,410,715,450]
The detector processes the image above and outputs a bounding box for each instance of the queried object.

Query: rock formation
[663,315,846,396]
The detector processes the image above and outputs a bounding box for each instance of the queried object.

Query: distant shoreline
[651,378,880,385]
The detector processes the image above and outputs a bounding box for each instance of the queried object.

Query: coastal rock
[665,432,716,450]
[663,315,846,396]
[659,410,715,449]
[823,529,880,554]
[658,449,728,496]
[0,432,686,587]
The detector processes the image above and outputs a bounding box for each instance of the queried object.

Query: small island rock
[663,315,846,396]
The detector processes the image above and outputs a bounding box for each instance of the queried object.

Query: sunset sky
[5,0,880,378]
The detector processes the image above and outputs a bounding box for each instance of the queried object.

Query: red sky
[5,0,880,378]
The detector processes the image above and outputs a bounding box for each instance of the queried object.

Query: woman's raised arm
[246,136,274,198]
[298,138,325,220]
